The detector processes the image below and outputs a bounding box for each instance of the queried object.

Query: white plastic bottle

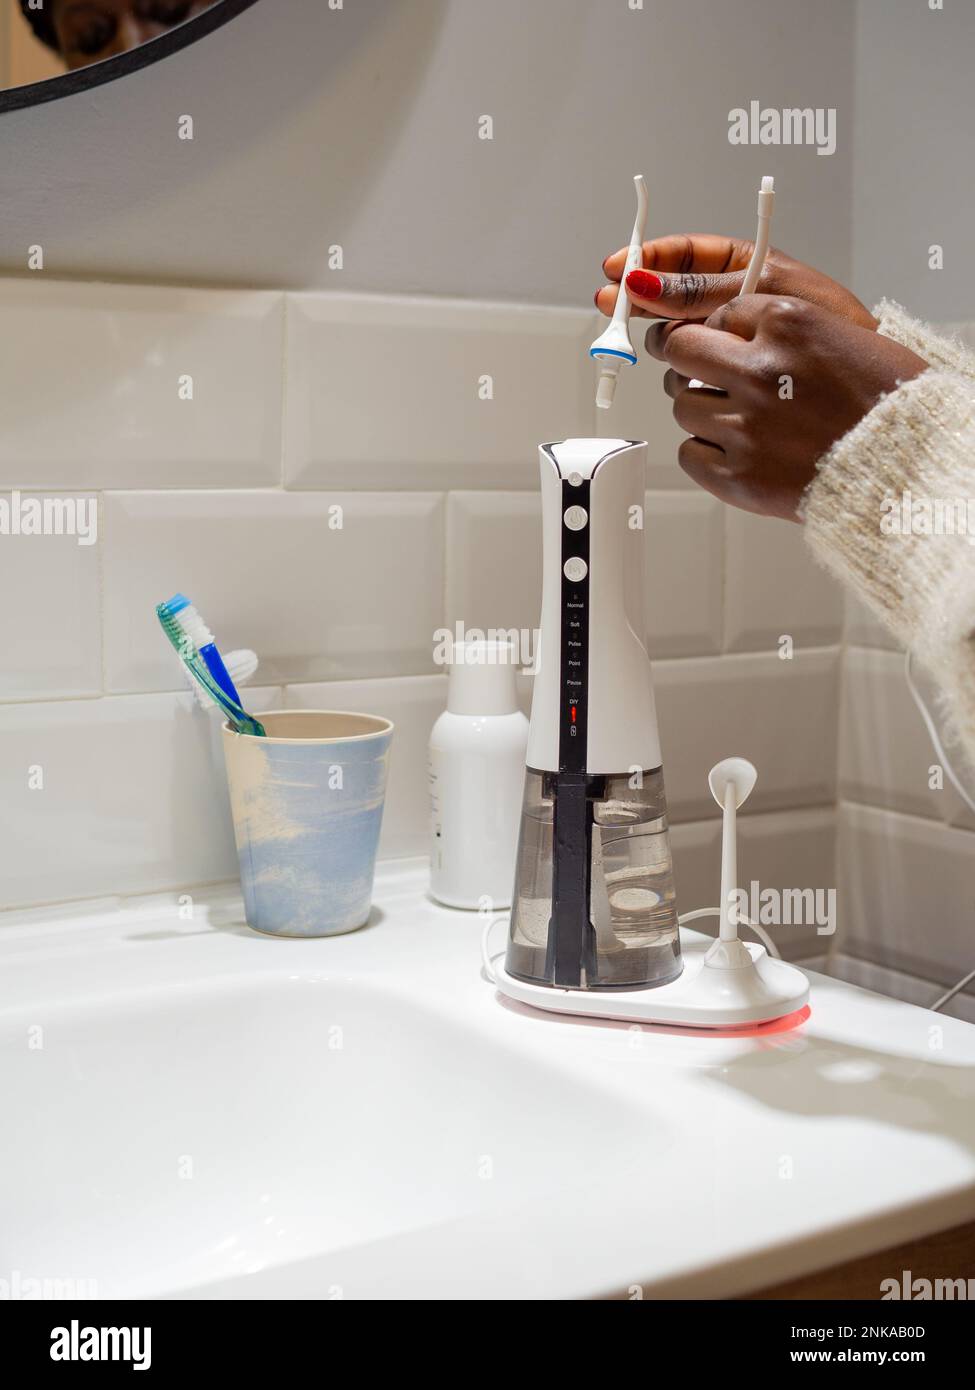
[428,639,529,910]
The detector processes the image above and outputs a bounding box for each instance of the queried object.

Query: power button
[563,505,589,531]
[563,557,588,582]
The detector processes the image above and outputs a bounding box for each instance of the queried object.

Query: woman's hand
[595,233,877,330]
[645,295,928,521]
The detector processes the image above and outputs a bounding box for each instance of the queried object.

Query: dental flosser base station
[484,171,809,1031]
[483,436,809,1031]
[487,940,809,1029]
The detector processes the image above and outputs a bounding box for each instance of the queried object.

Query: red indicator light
[570,705,577,723]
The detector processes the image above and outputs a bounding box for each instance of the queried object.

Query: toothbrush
[156,600,265,737]
[159,593,242,704]
[184,648,258,711]
[589,173,648,410]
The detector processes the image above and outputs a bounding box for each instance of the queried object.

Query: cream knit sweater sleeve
[800,300,975,765]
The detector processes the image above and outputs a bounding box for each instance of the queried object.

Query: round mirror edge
[0,0,263,115]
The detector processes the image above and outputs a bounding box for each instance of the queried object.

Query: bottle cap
[446,639,520,716]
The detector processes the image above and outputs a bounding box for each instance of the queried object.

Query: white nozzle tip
[595,371,618,409]
[761,175,774,192]
[708,756,758,810]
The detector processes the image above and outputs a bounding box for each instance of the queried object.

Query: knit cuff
[800,369,975,679]
[875,299,975,381]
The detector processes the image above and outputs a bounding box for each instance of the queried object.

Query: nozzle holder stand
[488,921,809,1030]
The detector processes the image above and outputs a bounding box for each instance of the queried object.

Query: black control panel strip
[545,771,596,987]
[545,477,595,985]
[558,476,590,773]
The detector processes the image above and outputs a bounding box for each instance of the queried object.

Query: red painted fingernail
[626,269,663,300]
[594,288,602,307]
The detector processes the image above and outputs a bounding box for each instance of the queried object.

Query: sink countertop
[2,857,974,1301]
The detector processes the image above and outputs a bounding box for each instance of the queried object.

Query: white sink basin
[1,971,665,1298]
[2,859,975,1300]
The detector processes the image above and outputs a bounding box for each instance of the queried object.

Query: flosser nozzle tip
[596,371,617,409]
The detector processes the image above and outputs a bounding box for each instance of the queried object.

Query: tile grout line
[95,491,108,697]
[0,803,840,922]
[278,293,289,489]
[829,596,854,966]
[838,795,975,837]
[0,644,848,708]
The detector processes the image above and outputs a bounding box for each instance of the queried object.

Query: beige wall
[2,4,64,88]
[853,0,975,320]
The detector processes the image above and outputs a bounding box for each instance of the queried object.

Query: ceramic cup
[221,710,394,938]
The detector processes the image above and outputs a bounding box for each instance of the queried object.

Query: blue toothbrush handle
[200,643,241,705]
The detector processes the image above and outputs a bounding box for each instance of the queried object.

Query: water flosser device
[506,438,682,990]
[490,173,810,1026]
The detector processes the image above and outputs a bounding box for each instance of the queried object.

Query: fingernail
[593,288,602,307]
[626,269,663,300]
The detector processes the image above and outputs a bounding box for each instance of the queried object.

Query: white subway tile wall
[840,645,974,826]
[0,276,866,921]
[645,493,723,658]
[0,280,284,490]
[285,295,594,490]
[838,802,975,988]
[101,490,444,689]
[445,492,542,639]
[0,686,281,906]
[654,649,840,821]
[0,502,102,700]
[837,636,975,1001]
[724,507,844,653]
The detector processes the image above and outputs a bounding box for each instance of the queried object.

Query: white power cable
[678,906,781,958]
[903,649,975,1012]
[904,650,975,814]
[931,967,975,1014]
[480,916,507,985]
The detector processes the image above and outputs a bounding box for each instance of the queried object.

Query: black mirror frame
[0,0,261,114]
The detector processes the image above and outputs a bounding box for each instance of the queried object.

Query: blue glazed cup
[221,710,394,938]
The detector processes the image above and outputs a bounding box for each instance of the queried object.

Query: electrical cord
[677,906,780,958]
[904,649,975,814]
[901,650,975,1010]
[931,967,975,1014]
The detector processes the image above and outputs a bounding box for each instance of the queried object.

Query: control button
[568,471,583,488]
[563,556,588,582]
[564,505,588,531]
